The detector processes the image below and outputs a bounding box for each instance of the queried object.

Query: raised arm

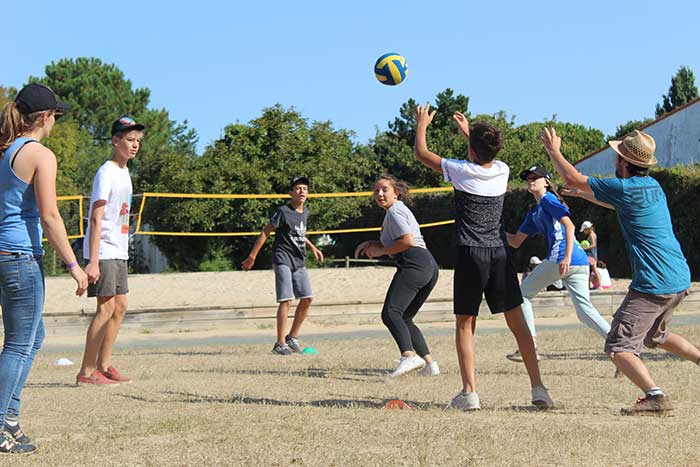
[414,104,443,173]
[541,128,591,193]
[560,187,615,210]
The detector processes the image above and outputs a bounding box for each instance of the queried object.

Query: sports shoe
[531,385,554,409]
[272,342,293,355]
[76,370,120,386]
[417,361,440,376]
[620,394,673,416]
[102,366,131,383]
[446,391,480,410]
[0,431,35,454]
[506,349,540,363]
[388,355,426,378]
[3,422,31,445]
[285,334,301,353]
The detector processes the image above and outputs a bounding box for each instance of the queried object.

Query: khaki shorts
[87,259,129,297]
[604,289,687,355]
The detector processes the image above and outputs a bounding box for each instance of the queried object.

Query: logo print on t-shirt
[119,202,130,234]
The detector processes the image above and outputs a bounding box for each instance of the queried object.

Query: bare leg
[455,315,477,392]
[609,352,657,391]
[97,295,128,372]
[658,333,700,362]
[276,300,291,344]
[78,296,116,376]
[288,297,312,338]
[504,306,544,388]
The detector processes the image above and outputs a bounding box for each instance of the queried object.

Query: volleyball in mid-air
[374,53,408,86]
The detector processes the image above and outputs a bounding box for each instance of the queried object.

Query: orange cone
[385,399,412,410]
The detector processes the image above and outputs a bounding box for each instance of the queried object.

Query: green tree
[612,118,654,139]
[656,66,699,117]
[143,104,381,270]
[30,57,198,193]
[0,85,16,108]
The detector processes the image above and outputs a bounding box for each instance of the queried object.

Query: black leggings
[381,247,439,357]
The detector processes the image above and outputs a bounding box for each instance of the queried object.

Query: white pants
[520,260,610,338]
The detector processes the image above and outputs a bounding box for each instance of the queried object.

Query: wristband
[66,261,79,270]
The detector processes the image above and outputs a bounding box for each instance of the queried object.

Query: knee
[300,297,313,306]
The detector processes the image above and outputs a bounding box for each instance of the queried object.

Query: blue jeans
[0,254,45,427]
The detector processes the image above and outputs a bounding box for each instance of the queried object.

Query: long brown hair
[0,102,51,157]
[374,174,413,207]
[545,181,568,208]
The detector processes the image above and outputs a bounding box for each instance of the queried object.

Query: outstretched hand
[541,127,562,156]
[415,103,437,128]
[453,111,470,138]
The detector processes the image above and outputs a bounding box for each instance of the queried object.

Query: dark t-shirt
[270,204,308,270]
[441,158,510,248]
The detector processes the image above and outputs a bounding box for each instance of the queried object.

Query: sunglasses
[53,111,63,121]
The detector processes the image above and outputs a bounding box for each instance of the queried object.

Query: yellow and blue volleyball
[374,53,408,86]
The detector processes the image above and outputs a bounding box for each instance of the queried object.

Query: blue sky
[4,0,699,153]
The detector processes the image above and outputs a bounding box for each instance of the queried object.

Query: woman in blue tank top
[0,84,88,455]
[505,166,610,362]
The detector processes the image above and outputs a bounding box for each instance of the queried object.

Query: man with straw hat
[540,128,700,415]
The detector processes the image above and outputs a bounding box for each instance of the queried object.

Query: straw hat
[608,130,657,167]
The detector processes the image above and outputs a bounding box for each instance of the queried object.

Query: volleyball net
[133,187,455,237]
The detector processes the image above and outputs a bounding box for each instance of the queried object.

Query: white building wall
[575,100,700,176]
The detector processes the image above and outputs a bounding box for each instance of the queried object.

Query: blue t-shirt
[589,176,690,295]
[518,192,589,266]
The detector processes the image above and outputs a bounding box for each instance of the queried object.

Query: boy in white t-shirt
[414,104,552,410]
[77,116,143,386]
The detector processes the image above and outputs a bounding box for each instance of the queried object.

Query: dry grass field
[9,321,700,467]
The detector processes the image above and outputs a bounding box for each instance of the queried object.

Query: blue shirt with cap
[518,192,588,266]
[588,176,690,295]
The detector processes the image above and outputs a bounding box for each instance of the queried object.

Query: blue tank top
[0,137,44,256]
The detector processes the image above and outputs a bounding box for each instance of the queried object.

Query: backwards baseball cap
[519,165,551,181]
[580,220,593,232]
[290,176,310,189]
[15,83,71,115]
[111,116,145,136]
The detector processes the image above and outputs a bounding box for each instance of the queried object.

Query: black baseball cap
[519,165,551,181]
[290,176,310,189]
[15,83,71,115]
[111,116,145,135]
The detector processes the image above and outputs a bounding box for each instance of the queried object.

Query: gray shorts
[87,259,129,297]
[274,264,312,303]
[604,289,687,355]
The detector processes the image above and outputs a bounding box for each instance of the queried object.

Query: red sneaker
[76,370,120,386]
[102,366,131,383]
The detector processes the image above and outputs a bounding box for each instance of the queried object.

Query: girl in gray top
[355,174,440,378]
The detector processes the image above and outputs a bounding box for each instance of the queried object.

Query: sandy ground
[43,267,635,315]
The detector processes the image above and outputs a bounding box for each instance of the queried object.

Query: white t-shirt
[83,161,133,260]
[440,158,509,196]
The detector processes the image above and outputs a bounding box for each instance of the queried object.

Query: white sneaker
[417,361,440,376]
[531,385,554,409]
[388,355,426,378]
[446,390,480,410]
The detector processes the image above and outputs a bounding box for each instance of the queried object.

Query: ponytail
[0,102,50,158]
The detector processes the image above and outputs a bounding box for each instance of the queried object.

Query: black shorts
[453,245,523,316]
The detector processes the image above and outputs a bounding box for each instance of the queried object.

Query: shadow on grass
[25,382,76,389]
[179,367,390,382]
[543,351,684,363]
[163,390,446,410]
